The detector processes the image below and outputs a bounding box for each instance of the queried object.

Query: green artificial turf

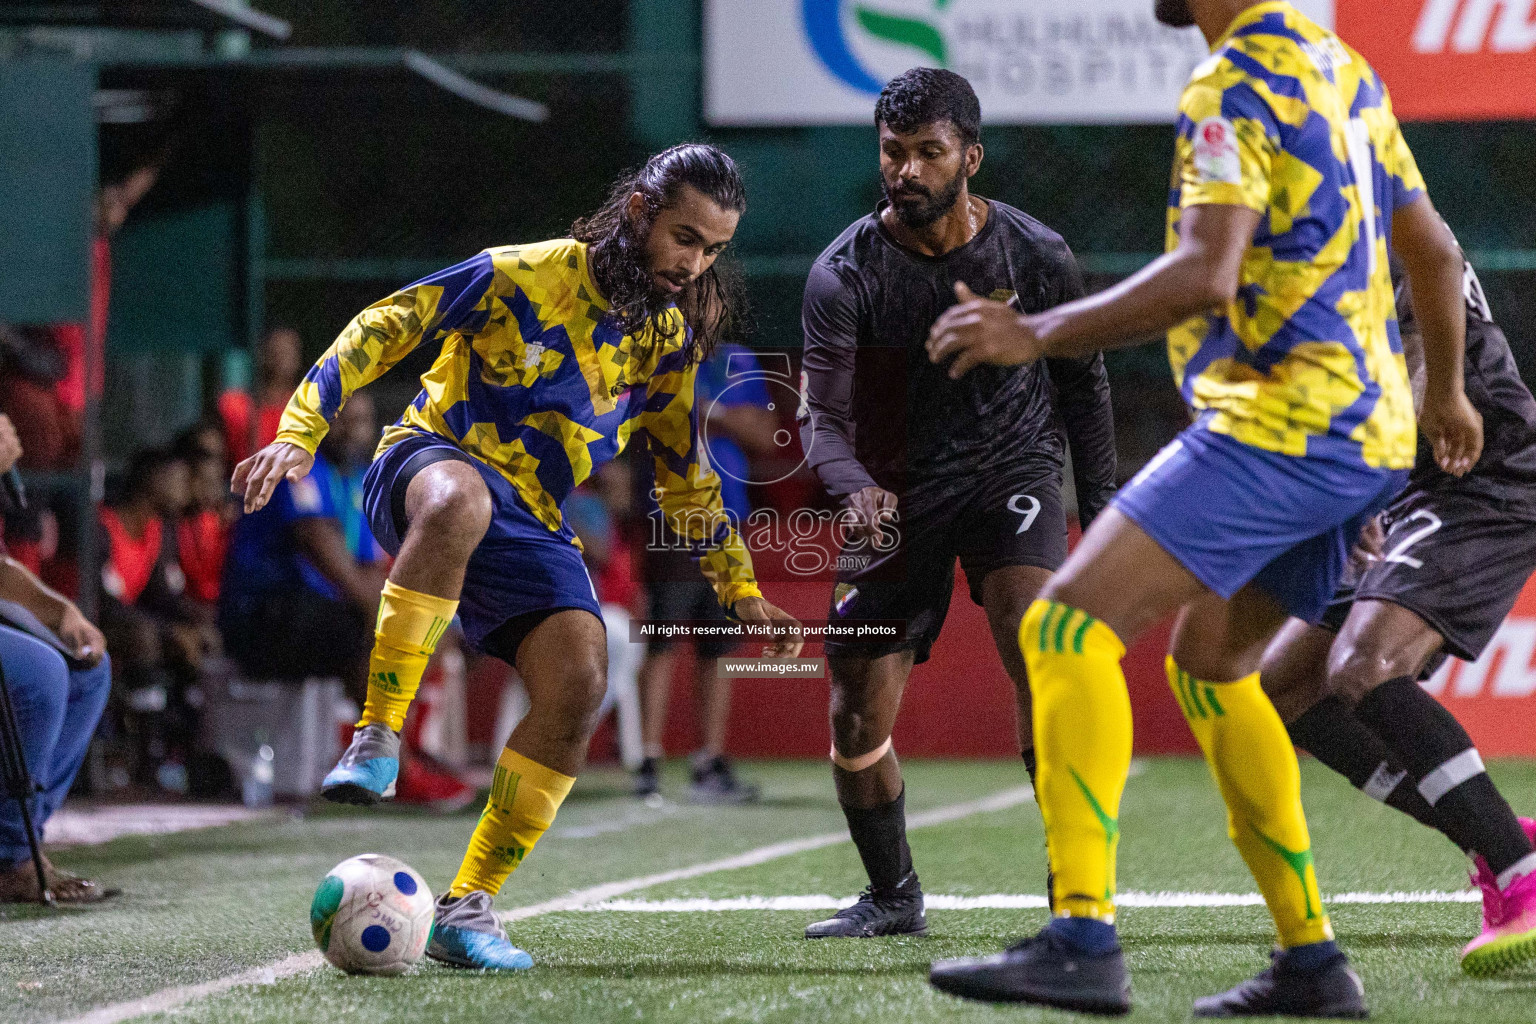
[4,758,1534,1023]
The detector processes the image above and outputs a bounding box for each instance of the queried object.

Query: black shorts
[1321,485,1536,668]
[221,588,371,682]
[644,546,736,658]
[823,468,1068,665]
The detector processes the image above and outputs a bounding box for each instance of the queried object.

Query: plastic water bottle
[243,743,275,808]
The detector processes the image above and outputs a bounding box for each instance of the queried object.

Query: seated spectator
[220,394,471,809]
[176,418,229,467]
[175,446,235,608]
[98,450,210,787]
[0,323,70,469]
[219,395,384,684]
[0,417,115,903]
[99,451,211,683]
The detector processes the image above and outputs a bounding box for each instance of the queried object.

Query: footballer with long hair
[233,143,801,971]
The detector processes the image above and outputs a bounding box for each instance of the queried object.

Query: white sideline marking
[583,890,1481,913]
[43,804,280,847]
[57,785,1037,1024]
[60,953,324,1024]
[501,785,1036,922]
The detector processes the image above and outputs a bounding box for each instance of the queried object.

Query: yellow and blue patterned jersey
[1166,0,1422,469]
[275,238,761,608]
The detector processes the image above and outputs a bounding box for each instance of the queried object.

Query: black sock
[1355,678,1533,875]
[841,788,915,892]
[1288,697,1453,844]
[1022,747,1056,910]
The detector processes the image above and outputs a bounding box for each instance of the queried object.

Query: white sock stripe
[1418,748,1485,806]
[1361,762,1407,803]
[1496,851,1536,892]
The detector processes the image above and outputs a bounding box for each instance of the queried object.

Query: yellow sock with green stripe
[1167,657,1333,947]
[1019,599,1133,923]
[358,580,459,732]
[449,747,575,897]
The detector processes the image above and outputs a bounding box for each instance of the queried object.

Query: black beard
[591,226,674,324]
[1154,0,1196,27]
[883,166,966,229]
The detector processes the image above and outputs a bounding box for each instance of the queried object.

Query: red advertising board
[489,524,1534,763]
[1423,574,1536,755]
[1338,0,1536,120]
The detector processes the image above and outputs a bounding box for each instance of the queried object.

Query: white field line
[501,785,1036,922]
[584,890,1482,913]
[58,953,325,1024]
[55,784,1038,1024]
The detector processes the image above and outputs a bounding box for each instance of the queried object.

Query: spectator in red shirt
[98,449,215,788]
[175,449,234,607]
[218,327,304,466]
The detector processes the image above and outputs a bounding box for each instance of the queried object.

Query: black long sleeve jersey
[797,199,1117,523]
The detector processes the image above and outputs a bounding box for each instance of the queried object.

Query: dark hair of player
[573,143,748,364]
[874,67,981,147]
[1153,0,1196,29]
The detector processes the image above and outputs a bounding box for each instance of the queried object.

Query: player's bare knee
[533,660,608,743]
[412,479,493,552]
[570,658,611,725]
[1326,642,1404,707]
[829,701,878,752]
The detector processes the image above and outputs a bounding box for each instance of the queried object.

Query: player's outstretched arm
[234,253,497,513]
[1394,195,1483,476]
[926,204,1260,376]
[231,441,315,514]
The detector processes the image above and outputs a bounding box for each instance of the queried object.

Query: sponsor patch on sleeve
[1191,116,1242,185]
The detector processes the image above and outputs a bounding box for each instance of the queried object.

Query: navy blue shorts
[1112,426,1408,624]
[362,429,601,654]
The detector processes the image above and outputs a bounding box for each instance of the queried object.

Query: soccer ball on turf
[310,853,434,975]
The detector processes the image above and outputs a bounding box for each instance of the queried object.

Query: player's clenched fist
[231,440,315,513]
[926,282,1044,379]
[844,485,898,545]
[1420,387,1484,478]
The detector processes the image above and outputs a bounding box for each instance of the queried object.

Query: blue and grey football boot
[425,891,534,970]
[320,723,400,805]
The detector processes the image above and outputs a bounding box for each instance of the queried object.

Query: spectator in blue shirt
[220,394,386,684]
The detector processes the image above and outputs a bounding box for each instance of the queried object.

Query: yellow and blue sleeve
[275,252,497,454]
[1176,70,1280,215]
[1374,92,1426,211]
[643,348,762,611]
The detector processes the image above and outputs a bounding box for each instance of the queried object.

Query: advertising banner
[1338,0,1536,121]
[1423,576,1536,756]
[704,0,1333,125]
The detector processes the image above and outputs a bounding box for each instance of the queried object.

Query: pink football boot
[1461,816,1536,976]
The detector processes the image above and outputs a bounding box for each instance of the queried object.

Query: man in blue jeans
[0,415,115,903]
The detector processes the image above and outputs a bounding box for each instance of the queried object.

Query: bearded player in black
[797,69,1116,939]
[1261,248,1536,977]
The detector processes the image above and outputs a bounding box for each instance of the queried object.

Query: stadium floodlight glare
[184,0,293,40]
[403,51,550,123]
